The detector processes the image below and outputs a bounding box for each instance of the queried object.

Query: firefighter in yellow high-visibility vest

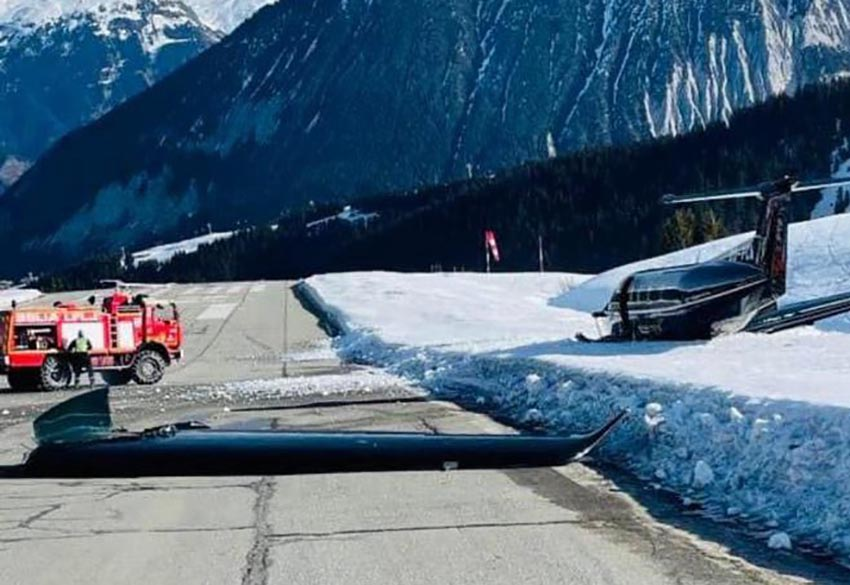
[68,330,94,387]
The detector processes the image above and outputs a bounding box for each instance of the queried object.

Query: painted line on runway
[198,303,238,320]
[179,296,233,304]
[250,283,267,293]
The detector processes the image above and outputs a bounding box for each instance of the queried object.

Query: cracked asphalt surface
[0,281,846,584]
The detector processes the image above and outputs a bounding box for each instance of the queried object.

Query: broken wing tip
[570,409,629,461]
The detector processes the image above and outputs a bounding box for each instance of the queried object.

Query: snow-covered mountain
[183,0,276,34]
[5,0,850,272]
[0,0,274,192]
[0,0,274,35]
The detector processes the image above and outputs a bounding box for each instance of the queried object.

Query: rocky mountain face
[4,0,850,275]
[0,0,218,192]
[0,0,276,193]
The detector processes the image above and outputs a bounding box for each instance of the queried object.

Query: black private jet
[580,175,850,342]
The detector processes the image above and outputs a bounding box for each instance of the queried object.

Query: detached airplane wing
[7,388,626,479]
[745,291,850,334]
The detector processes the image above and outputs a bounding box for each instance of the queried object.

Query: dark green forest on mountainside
[38,78,850,290]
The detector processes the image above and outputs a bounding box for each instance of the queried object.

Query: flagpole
[538,235,544,273]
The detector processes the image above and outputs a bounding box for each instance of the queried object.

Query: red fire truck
[0,292,183,390]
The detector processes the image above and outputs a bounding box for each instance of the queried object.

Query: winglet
[33,387,113,445]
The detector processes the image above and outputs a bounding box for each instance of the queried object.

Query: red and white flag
[484,230,500,262]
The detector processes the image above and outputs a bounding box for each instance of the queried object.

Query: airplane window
[661,290,680,302]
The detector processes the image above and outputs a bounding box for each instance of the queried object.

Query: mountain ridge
[6,0,850,274]
[0,0,274,34]
[0,0,275,191]
[42,77,850,287]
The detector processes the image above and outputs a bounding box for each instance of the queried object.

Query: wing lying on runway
[9,388,627,479]
[745,292,850,334]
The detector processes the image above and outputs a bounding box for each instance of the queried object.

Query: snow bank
[308,272,591,349]
[131,231,234,267]
[192,368,413,405]
[0,288,40,309]
[303,215,850,562]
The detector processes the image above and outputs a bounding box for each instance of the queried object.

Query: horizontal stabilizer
[790,178,850,194]
[661,188,762,205]
[745,292,850,334]
[662,177,850,206]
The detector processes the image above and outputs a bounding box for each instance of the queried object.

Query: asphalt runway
[0,281,844,584]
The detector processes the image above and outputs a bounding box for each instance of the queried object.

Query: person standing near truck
[68,330,94,387]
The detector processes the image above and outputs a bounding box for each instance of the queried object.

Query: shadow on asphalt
[569,462,849,584]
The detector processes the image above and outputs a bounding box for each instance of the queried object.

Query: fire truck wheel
[132,350,166,385]
[40,356,73,391]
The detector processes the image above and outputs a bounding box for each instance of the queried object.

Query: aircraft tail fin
[741,195,789,296]
[661,176,850,298]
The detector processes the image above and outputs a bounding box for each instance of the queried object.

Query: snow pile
[131,231,234,267]
[0,288,40,309]
[302,214,850,561]
[187,368,413,405]
[284,339,338,363]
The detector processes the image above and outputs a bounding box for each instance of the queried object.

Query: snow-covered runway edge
[299,269,850,564]
[0,288,40,309]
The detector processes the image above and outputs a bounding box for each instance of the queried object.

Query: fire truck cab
[0,292,183,391]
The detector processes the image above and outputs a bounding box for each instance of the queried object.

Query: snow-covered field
[303,213,850,564]
[0,288,40,309]
[131,231,234,267]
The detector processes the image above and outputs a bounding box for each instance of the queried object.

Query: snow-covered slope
[303,212,850,562]
[0,288,40,308]
[131,230,235,266]
[183,0,274,33]
[0,0,274,189]
[0,0,273,34]
[0,0,220,179]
